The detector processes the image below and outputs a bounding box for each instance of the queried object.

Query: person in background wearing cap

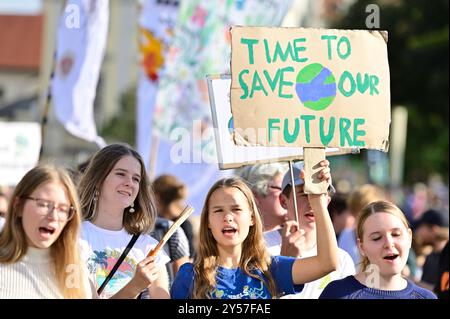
[413,209,449,291]
[265,161,355,299]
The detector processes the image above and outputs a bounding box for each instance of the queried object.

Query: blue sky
[0,0,42,15]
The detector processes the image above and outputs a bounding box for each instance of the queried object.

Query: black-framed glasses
[24,196,75,221]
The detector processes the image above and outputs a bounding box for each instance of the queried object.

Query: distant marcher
[153,174,196,261]
[0,165,93,298]
[413,209,449,290]
[328,193,354,240]
[338,184,387,268]
[320,201,437,299]
[150,217,190,286]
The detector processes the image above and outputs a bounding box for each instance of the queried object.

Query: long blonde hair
[78,143,157,234]
[357,200,411,272]
[193,177,277,298]
[0,165,86,298]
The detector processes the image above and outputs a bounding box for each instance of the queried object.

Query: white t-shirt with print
[264,230,356,299]
[80,221,170,298]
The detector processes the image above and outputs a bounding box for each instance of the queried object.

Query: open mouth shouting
[222,226,237,238]
[39,225,56,239]
[383,253,400,262]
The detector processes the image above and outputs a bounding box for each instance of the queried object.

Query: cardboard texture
[230,27,390,152]
[303,147,328,194]
[206,74,356,169]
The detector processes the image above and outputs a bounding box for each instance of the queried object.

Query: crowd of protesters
[0,143,447,299]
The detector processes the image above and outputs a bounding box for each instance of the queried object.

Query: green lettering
[300,115,315,143]
[356,73,370,94]
[369,75,379,95]
[273,41,294,63]
[337,36,351,59]
[339,117,353,147]
[239,69,249,99]
[263,69,281,93]
[279,67,294,98]
[321,35,337,60]
[240,38,259,64]
[263,39,272,63]
[339,71,356,97]
[293,38,308,62]
[250,71,268,98]
[268,118,280,142]
[319,116,335,146]
[283,118,300,144]
[353,118,366,147]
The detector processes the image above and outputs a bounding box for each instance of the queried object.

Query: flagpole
[39,0,67,162]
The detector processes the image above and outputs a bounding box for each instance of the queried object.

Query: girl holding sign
[171,163,338,299]
[319,201,436,299]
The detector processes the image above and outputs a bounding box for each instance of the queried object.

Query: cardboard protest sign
[207,74,356,169]
[0,122,41,186]
[230,27,390,151]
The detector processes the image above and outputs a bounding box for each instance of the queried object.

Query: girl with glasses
[0,165,93,298]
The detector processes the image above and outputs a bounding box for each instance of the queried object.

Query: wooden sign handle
[303,147,328,194]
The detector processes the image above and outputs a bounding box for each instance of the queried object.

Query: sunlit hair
[152,174,187,209]
[0,165,87,298]
[347,184,386,218]
[236,163,288,197]
[357,200,411,272]
[193,177,277,299]
[78,143,156,234]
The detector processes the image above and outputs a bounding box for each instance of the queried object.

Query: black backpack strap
[97,233,140,296]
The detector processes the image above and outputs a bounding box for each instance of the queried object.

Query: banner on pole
[51,0,109,148]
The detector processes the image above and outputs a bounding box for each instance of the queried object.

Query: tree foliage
[332,0,449,184]
[100,87,136,147]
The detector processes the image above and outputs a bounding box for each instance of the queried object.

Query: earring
[129,202,135,213]
[91,190,99,215]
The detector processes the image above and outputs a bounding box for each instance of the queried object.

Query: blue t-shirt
[171,256,303,299]
[319,275,437,299]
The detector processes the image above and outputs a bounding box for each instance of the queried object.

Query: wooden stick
[147,205,194,258]
[288,160,299,223]
[303,147,328,194]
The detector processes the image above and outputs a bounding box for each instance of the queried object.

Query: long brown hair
[78,143,156,234]
[357,200,411,272]
[193,177,277,298]
[0,165,87,298]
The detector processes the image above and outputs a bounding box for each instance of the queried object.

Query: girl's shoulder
[407,280,438,299]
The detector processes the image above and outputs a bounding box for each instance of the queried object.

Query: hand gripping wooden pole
[303,147,328,194]
[147,205,194,258]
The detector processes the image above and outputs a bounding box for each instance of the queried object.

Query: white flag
[51,0,109,147]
